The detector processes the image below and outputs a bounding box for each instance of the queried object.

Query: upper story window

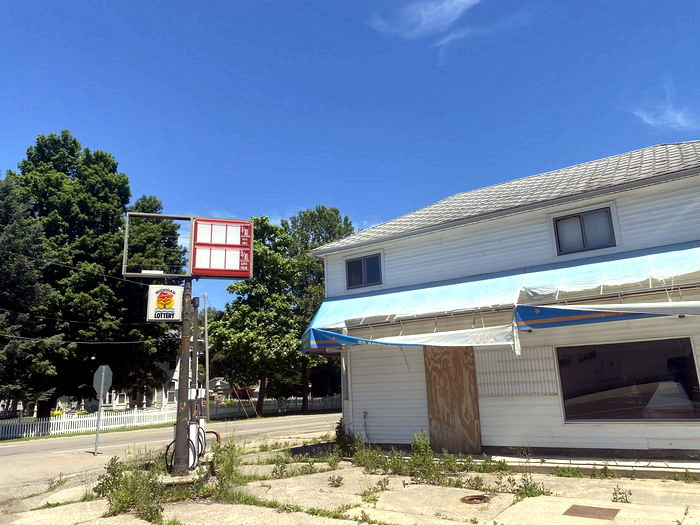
[346,254,382,289]
[554,207,615,255]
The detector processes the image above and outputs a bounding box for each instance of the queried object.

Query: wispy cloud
[369,1,532,64]
[631,78,699,130]
[369,0,481,39]
[433,9,533,47]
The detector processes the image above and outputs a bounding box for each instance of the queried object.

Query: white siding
[347,345,429,444]
[326,176,700,297]
[475,346,559,397]
[475,316,700,450]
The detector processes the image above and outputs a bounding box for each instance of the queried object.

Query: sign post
[93,365,113,456]
[122,213,253,476]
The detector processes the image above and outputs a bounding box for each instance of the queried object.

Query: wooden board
[423,346,481,454]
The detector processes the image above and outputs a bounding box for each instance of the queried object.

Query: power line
[0,247,177,288]
[0,306,154,327]
[0,332,179,345]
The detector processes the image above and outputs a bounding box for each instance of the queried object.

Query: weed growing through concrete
[675,506,690,525]
[674,469,697,483]
[47,473,68,492]
[591,462,618,479]
[328,474,344,487]
[464,475,485,490]
[513,473,552,502]
[611,485,632,503]
[360,478,392,507]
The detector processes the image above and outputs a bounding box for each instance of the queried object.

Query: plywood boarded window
[423,346,481,454]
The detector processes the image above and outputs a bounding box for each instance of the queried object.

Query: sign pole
[173,279,193,475]
[204,292,210,422]
[92,365,112,456]
[93,383,103,456]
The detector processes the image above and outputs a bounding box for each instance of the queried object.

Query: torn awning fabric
[301,325,516,353]
[514,302,700,330]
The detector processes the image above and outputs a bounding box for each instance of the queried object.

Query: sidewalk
[8,462,700,525]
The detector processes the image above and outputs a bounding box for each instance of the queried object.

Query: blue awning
[302,325,516,352]
[514,302,700,330]
[302,328,420,351]
[514,305,660,330]
[303,241,700,352]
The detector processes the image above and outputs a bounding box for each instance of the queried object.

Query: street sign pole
[93,365,113,456]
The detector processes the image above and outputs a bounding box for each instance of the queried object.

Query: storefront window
[557,338,700,420]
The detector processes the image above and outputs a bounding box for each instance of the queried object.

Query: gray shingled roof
[312,141,700,256]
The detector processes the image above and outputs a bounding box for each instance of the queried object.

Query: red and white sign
[191,218,253,278]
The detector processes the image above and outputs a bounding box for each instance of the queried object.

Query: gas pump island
[122,213,253,475]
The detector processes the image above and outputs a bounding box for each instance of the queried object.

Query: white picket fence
[0,408,178,440]
[211,396,342,420]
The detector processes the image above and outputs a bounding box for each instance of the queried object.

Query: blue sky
[2,1,699,308]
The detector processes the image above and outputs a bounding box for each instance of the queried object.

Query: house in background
[303,141,700,458]
[209,377,232,403]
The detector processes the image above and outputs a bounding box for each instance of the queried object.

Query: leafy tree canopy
[4,131,184,414]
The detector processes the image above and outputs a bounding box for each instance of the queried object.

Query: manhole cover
[461,495,490,504]
[563,505,620,520]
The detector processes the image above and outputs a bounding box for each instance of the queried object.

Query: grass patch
[31,499,78,510]
[553,466,586,478]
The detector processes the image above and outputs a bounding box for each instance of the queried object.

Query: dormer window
[554,207,615,255]
[346,254,382,289]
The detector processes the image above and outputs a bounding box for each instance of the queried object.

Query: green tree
[209,217,300,415]
[0,178,67,412]
[281,205,354,410]
[7,131,184,415]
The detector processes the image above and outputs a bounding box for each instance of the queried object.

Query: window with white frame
[554,207,615,255]
[346,253,382,289]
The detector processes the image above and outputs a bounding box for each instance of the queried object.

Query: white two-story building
[303,142,700,458]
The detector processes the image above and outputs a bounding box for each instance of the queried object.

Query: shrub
[95,457,126,497]
[335,418,361,457]
[106,468,165,522]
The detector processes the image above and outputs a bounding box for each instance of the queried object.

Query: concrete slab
[164,502,358,525]
[492,455,700,479]
[346,485,512,525]
[8,500,108,525]
[33,484,93,506]
[493,496,697,525]
[245,467,402,511]
[81,515,149,524]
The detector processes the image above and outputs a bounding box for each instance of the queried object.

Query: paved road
[0,412,340,498]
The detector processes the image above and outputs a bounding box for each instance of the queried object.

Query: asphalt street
[0,412,340,498]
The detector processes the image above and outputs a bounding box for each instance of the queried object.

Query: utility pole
[204,292,211,422]
[172,279,193,475]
